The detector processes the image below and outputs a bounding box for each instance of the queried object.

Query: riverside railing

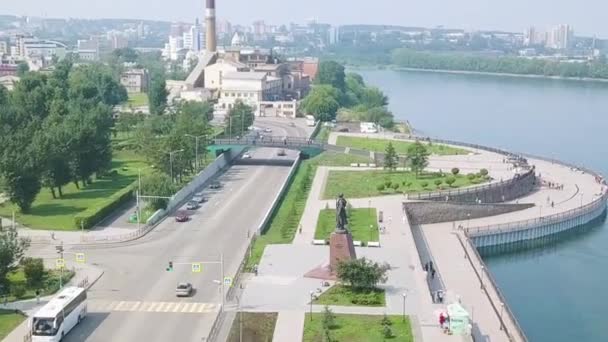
[468,192,608,238]
[456,231,528,342]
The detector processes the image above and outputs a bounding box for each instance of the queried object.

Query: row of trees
[391,48,608,79]
[383,141,430,177]
[0,60,127,212]
[300,60,394,127]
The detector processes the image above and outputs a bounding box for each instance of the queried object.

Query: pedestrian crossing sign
[191,263,202,273]
[55,258,65,269]
[223,277,232,286]
[75,253,85,263]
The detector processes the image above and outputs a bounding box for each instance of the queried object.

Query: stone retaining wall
[404,202,535,225]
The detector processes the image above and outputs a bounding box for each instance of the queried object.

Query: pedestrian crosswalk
[88,300,220,314]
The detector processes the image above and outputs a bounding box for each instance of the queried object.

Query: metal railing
[468,192,608,237]
[455,231,528,342]
[213,136,323,149]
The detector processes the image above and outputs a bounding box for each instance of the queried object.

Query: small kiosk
[447,303,471,335]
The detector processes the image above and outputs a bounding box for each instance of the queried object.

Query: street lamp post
[467,213,471,230]
[185,134,206,170]
[369,224,373,241]
[402,292,407,322]
[309,291,314,321]
[168,149,184,183]
[580,193,584,208]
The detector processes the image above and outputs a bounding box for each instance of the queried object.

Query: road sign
[55,258,65,269]
[191,263,202,273]
[75,253,85,263]
[223,277,232,286]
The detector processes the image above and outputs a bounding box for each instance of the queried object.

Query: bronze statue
[336,194,349,233]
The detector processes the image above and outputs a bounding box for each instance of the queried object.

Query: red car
[175,211,189,222]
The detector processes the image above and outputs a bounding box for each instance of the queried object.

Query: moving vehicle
[175,283,193,297]
[306,115,316,127]
[209,182,222,189]
[289,122,296,127]
[277,149,287,156]
[192,194,206,203]
[175,211,189,222]
[31,286,87,342]
[264,128,273,133]
[243,152,252,159]
[186,201,199,210]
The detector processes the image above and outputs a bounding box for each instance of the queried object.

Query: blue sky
[3,0,607,37]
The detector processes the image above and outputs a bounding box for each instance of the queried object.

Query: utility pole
[55,242,64,289]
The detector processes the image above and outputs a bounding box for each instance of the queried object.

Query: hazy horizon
[2,0,607,37]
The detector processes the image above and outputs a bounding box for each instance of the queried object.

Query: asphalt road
[62,147,298,342]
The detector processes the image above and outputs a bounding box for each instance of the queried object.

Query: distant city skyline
[2,0,607,37]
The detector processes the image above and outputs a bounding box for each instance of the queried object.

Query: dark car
[209,182,222,189]
[175,211,189,222]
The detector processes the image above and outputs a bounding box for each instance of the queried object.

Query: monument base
[304,232,357,280]
[329,232,357,272]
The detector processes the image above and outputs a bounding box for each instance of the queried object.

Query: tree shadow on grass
[30,203,86,217]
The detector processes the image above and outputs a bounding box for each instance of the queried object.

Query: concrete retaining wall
[404,202,535,225]
[147,147,245,226]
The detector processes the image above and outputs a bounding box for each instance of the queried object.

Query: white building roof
[33,287,85,318]
[223,72,267,81]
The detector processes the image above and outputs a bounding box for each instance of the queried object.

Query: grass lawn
[0,309,25,340]
[303,313,413,342]
[127,92,149,107]
[315,209,379,243]
[245,152,372,271]
[323,170,479,199]
[0,150,149,230]
[227,312,278,342]
[336,136,468,156]
[6,268,75,302]
[314,285,385,306]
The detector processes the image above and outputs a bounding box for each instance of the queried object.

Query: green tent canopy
[447,302,471,335]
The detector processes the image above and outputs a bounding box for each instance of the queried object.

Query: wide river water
[357,68,608,342]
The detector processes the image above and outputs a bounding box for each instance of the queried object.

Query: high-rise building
[184,24,204,52]
[329,26,340,45]
[546,25,574,50]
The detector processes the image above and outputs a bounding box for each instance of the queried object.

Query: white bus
[31,287,87,342]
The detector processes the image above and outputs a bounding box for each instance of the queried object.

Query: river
[356,68,608,342]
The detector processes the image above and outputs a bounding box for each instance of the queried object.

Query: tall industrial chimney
[205,0,217,52]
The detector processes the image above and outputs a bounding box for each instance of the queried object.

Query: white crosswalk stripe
[88,300,219,314]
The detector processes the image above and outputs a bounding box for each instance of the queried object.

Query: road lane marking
[86,300,219,314]
[114,301,127,311]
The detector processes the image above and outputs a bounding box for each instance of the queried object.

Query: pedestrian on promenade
[424,263,429,272]
[439,312,446,328]
[431,269,436,279]
[437,290,444,303]
[35,289,40,304]
[429,260,434,271]
[299,225,302,234]
[551,201,554,208]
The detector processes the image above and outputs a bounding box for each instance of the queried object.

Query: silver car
[175,283,193,297]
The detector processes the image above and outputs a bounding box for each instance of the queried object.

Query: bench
[367,241,381,248]
[313,240,328,245]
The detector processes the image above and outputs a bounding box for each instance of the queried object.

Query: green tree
[445,177,456,187]
[479,168,489,177]
[21,257,44,288]
[434,179,443,187]
[391,183,400,192]
[148,74,168,115]
[141,173,176,210]
[225,100,254,136]
[0,228,30,289]
[451,167,460,175]
[383,142,398,171]
[336,257,390,291]
[377,184,385,192]
[69,63,128,106]
[316,60,346,91]
[16,62,29,77]
[300,85,341,121]
[406,142,430,178]
[322,305,336,330]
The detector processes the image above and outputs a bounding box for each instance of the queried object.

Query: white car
[175,283,193,297]
[243,153,252,159]
[264,128,272,133]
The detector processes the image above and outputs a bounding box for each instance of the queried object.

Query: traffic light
[166,261,173,271]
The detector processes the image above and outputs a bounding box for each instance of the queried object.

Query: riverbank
[347,64,608,83]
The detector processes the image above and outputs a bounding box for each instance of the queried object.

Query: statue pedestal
[329,232,357,272]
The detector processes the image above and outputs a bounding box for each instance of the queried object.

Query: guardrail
[468,192,608,237]
[213,136,323,149]
[455,231,528,342]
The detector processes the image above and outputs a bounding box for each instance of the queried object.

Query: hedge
[74,181,137,229]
